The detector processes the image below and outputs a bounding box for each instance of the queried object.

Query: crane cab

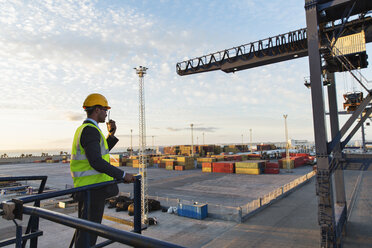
[343,92,363,112]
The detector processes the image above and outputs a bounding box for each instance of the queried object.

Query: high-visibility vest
[70,123,113,187]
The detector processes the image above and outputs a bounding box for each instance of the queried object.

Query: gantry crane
[176,1,372,247]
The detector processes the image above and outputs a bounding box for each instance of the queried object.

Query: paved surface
[343,170,372,248]
[1,163,371,247]
[0,162,313,207]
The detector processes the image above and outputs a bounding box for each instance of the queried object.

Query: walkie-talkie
[107,110,114,132]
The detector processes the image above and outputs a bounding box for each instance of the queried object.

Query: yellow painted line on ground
[103,215,133,227]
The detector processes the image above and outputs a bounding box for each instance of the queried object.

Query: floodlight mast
[134,66,148,224]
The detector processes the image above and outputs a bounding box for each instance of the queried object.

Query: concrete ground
[1,162,371,247]
[0,162,313,207]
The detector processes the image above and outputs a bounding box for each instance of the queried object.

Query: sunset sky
[1,0,371,153]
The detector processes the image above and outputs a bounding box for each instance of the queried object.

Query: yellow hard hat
[83,93,111,109]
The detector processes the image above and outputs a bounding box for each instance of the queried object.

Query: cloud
[166,126,218,132]
[193,127,218,132]
[167,127,183,132]
[65,112,84,121]
[116,134,132,139]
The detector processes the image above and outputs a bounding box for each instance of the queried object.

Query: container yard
[1,154,371,247]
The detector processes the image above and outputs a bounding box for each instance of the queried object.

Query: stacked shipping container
[235,160,265,175]
[212,162,235,173]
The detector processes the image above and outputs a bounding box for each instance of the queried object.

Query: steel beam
[328,93,372,153]
[305,0,336,247]
[341,106,372,149]
[326,72,346,206]
[0,231,43,247]
[317,0,372,24]
[318,0,352,11]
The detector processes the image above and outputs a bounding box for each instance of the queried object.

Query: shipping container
[266,162,279,169]
[264,168,280,174]
[197,157,216,163]
[235,168,261,175]
[175,165,185,171]
[212,162,235,173]
[202,162,213,173]
[110,154,123,163]
[247,154,261,160]
[177,203,208,220]
[235,160,266,169]
[279,159,295,169]
[158,163,166,169]
[111,161,121,167]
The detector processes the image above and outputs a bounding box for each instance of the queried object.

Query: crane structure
[176,1,372,247]
[134,66,148,224]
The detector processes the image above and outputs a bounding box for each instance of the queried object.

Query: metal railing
[0,176,47,248]
[1,175,184,248]
[240,170,316,221]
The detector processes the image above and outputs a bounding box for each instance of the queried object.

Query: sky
[0,0,371,153]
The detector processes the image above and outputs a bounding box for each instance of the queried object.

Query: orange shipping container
[175,165,185,171]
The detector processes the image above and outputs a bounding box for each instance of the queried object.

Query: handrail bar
[5,179,124,204]
[22,205,185,248]
[0,176,48,182]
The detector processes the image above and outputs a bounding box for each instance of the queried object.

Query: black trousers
[73,185,118,248]
[75,193,106,248]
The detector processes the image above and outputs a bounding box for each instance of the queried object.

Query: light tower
[190,124,194,156]
[134,66,148,223]
[283,114,292,173]
[203,132,205,145]
[152,135,154,153]
[249,128,253,152]
[130,129,133,156]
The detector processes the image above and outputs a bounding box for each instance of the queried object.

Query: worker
[70,93,135,247]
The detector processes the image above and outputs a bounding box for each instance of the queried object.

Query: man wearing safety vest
[70,93,135,247]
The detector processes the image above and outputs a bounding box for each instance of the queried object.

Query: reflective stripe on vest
[70,169,101,178]
[70,123,113,187]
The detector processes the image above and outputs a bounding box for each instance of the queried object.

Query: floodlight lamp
[304,77,311,89]
[323,79,331,87]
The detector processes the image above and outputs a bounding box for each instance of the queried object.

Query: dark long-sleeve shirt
[80,120,124,180]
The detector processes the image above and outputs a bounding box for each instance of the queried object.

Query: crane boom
[176,16,372,76]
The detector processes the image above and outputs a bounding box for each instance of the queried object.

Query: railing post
[14,220,22,248]
[238,207,242,223]
[29,177,46,248]
[133,175,142,234]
